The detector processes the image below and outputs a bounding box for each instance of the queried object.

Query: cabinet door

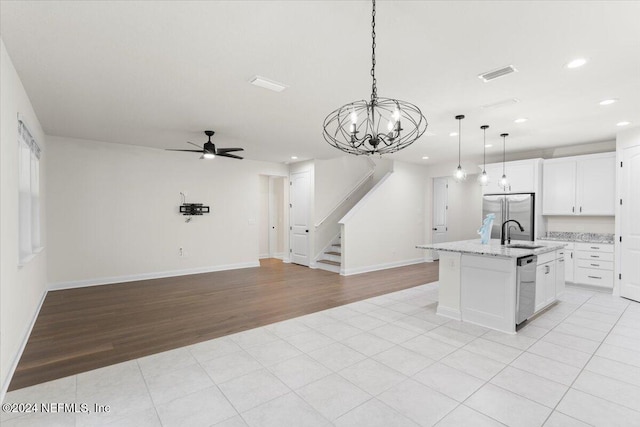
[565,250,574,282]
[535,264,547,312]
[543,160,576,215]
[576,155,616,215]
[506,162,536,193]
[545,261,557,305]
[556,256,566,297]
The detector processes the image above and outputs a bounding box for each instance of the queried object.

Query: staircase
[316,234,342,273]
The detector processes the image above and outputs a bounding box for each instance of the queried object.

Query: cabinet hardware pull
[590,264,599,267]
[572,206,575,213]
[588,276,602,279]
[580,206,582,213]
[590,246,600,249]
[590,255,600,258]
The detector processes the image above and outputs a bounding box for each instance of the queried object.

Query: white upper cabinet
[542,152,615,216]
[542,160,577,215]
[481,159,542,195]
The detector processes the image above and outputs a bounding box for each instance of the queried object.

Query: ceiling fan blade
[217,147,244,153]
[186,141,202,149]
[217,152,243,160]
[166,149,203,153]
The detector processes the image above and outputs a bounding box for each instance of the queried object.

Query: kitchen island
[417,239,567,334]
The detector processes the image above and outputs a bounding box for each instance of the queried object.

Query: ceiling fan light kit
[166,130,244,160]
[322,0,427,155]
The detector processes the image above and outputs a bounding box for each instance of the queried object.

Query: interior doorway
[259,175,286,259]
[431,177,449,261]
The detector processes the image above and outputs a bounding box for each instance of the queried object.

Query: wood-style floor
[9,259,438,391]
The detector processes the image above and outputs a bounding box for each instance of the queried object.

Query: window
[18,118,42,265]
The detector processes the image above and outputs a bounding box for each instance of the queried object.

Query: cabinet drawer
[575,243,613,253]
[576,259,613,271]
[575,268,613,288]
[537,251,556,265]
[576,251,614,262]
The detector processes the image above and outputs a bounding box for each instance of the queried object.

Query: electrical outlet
[179,247,184,257]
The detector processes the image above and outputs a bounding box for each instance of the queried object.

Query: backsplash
[545,216,614,234]
[542,231,615,244]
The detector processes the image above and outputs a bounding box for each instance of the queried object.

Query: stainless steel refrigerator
[482,193,535,242]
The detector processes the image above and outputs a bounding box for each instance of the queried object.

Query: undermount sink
[506,244,544,249]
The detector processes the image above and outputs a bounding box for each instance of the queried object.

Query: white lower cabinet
[534,251,558,312]
[555,250,566,297]
[574,242,614,289]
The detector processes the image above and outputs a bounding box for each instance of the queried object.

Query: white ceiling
[1,1,639,164]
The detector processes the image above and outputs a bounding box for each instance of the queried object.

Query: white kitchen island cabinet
[417,239,566,334]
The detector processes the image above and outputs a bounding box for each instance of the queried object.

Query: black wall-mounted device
[179,203,210,216]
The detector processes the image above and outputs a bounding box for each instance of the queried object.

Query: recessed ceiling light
[514,118,528,124]
[599,98,618,106]
[449,132,458,137]
[290,156,298,160]
[422,156,429,160]
[249,75,288,92]
[617,121,630,127]
[566,58,587,69]
[485,144,493,148]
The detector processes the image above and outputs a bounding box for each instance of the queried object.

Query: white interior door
[290,171,310,266]
[621,145,640,302]
[268,177,277,257]
[432,177,448,260]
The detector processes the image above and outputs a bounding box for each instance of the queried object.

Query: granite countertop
[538,232,615,244]
[416,239,566,259]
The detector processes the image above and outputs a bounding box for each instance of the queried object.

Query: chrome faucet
[501,220,524,245]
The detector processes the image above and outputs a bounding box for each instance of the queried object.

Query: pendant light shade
[452,115,467,182]
[499,133,510,191]
[478,125,490,186]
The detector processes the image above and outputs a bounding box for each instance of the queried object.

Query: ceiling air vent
[481,98,520,110]
[478,65,518,82]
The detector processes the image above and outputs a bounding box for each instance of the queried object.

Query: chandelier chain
[370,0,377,103]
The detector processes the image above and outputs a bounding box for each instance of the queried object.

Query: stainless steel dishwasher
[516,255,537,325]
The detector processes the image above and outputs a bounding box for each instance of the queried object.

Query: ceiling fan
[166,130,244,160]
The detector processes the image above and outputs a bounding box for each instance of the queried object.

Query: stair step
[325,251,341,256]
[318,259,341,266]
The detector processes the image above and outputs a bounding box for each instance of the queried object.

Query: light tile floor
[2,283,640,427]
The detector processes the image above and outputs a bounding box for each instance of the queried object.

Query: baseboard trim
[437,305,461,320]
[48,261,261,291]
[259,253,270,259]
[1,288,48,403]
[341,258,425,276]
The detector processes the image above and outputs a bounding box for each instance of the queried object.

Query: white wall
[46,136,288,287]
[0,39,48,399]
[314,156,374,221]
[341,161,428,275]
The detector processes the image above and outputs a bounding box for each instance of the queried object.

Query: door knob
[432,228,437,231]
[305,229,309,233]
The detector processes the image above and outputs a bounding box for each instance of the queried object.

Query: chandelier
[322,0,428,155]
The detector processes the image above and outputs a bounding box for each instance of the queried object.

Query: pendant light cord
[458,119,462,166]
[370,0,377,104]
[502,134,506,175]
[482,127,487,173]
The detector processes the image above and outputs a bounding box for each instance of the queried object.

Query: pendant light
[453,115,467,182]
[322,0,427,155]
[478,125,489,186]
[499,133,510,191]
